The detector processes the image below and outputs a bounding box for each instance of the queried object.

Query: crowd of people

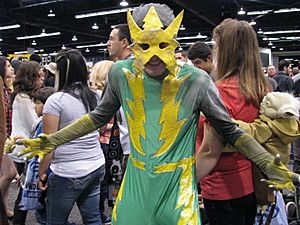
[0,3,300,225]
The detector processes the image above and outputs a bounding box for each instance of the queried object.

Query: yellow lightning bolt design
[154,157,199,225]
[154,73,190,157]
[112,170,127,223]
[123,68,146,156]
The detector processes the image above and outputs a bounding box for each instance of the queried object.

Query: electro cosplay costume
[89,7,243,225]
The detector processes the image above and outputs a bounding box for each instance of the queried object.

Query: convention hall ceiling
[0,0,299,60]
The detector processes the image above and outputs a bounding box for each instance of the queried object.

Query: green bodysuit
[90,59,244,225]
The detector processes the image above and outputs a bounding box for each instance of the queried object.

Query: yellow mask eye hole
[139,43,150,50]
[159,42,169,49]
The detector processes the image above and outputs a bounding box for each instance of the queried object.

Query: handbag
[19,157,43,210]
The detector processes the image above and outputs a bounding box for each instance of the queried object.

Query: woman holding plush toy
[196,18,272,225]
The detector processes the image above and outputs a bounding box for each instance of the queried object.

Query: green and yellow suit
[90,59,244,225]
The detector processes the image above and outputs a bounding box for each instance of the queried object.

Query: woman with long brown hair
[0,56,17,220]
[197,18,271,225]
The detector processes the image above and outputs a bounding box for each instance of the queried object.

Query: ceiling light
[257,29,264,34]
[76,43,107,49]
[110,25,117,29]
[247,10,272,15]
[14,50,39,54]
[120,0,128,7]
[279,48,284,51]
[85,48,90,52]
[274,8,300,13]
[0,37,2,42]
[249,20,256,26]
[263,30,300,35]
[72,35,78,41]
[0,51,2,55]
[48,9,55,17]
[268,41,273,46]
[0,24,20,31]
[92,23,99,30]
[238,7,246,15]
[179,25,186,31]
[271,46,276,49]
[75,7,138,19]
[262,37,280,41]
[31,40,37,46]
[62,45,66,50]
[285,36,300,40]
[177,33,207,40]
[16,31,61,40]
[39,49,44,52]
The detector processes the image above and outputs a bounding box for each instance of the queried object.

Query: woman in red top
[197,19,271,225]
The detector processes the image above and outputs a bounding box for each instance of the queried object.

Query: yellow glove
[17,114,97,159]
[234,133,300,191]
[4,136,23,154]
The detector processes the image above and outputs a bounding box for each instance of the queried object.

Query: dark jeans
[203,193,256,225]
[46,165,105,225]
[13,162,27,225]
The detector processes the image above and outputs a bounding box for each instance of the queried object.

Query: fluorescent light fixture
[238,7,246,15]
[85,48,90,52]
[262,37,280,41]
[75,7,138,19]
[62,45,66,50]
[92,23,99,30]
[76,43,107,49]
[0,51,2,55]
[31,40,37,46]
[279,48,284,50]
[177,33,207,40]
[17,31,61,40]
[247,10,272,15]
[120,0,128,7]
[0,37,2,42]
[0,24,20,31]
[48,9,55,17]
[180,40,215,46]
[274,8,300,13]
[285,36,300,40]
[268,41,273,46]
[14,50,39,54]
[49,52,57,56]
[271,46,276,49]
[263,30,300,35]
[72,35,78,41]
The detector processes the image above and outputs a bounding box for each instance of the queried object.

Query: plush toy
[226,92,300,209]
[260,92,300,119]
[228,92,300,165]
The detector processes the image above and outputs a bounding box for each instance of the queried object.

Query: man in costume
[16,3,300,225]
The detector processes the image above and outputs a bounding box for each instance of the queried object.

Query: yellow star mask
[127,6,184,76]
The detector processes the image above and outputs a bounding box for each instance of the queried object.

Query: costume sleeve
[200,79,244,145]
[89,64,122,128]
[233,118,272,144]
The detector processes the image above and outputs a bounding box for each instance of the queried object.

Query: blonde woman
[90,60,114,224]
